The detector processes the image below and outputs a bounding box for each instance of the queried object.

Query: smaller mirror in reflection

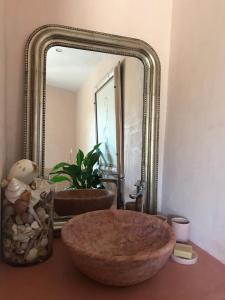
[45,46,144,216]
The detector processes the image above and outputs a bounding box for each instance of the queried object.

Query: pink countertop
[0,238,225,300]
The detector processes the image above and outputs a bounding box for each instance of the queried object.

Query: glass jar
[1,178,54,266]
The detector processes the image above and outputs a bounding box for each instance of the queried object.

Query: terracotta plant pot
[62,209,176,286]
[54,189,114,216]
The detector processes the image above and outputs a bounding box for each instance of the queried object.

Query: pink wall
[0,0,6,182]
[45,85,77,171]
[163,0,225,263]
[2,0,224,263]
[4,0,173,209]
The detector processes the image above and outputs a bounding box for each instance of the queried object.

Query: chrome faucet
[129,180,144,199]
[129,180,145,212]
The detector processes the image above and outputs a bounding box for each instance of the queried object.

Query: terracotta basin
[54,189,114,216]
[61,209,176,286]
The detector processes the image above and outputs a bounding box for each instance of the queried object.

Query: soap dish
[171,250,198,265]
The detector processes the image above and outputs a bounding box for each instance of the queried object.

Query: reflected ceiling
[46,47,108,92]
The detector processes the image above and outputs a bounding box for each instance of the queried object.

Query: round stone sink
[61,209,176,286]
[54,189,114,216]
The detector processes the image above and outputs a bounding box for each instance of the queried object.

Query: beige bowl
[61,209,176,286]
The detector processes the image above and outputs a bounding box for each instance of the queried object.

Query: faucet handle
[134,180,141,187]
[129,180,145,199]
[135,180,145,192]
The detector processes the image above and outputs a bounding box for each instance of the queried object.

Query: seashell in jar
[26,248,38,263]
[7,159,38,185]
[31,221,40,230]
[21,242,29,250]
[14,190,32,214]
[30,190,41,207]
[35,178,51,193]
[14,200,29,214]
[5,178,29,204]
[15,215,23,225]
[39,237,48,248]
[21,212,34,224]
[12,224,18,234]
[20,190,32,202]
[17,225,26,232]
[1,178,8,188]
[36,207,48,222]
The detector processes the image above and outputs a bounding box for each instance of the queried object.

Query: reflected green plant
[49,143,105,189]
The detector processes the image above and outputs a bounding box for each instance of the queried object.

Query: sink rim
[54,188,114,201]
[61,209,176,263]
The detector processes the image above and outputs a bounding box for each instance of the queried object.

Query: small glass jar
[1,178,54,266]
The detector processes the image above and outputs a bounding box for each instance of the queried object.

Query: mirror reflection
[45,46,144,216]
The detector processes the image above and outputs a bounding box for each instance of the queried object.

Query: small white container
[171,217,190,243]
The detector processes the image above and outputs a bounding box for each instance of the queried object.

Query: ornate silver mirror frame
[24,24,160,214]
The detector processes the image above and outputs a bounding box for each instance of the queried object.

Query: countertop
[0,238,225,300]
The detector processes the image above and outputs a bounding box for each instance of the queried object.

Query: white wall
[45,85,77,170]
[163,0,225,263]
[74,55,122,154]
[4,0,173,210]
[0,0,6,182]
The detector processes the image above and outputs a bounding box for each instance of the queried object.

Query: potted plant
[49,144,114,216]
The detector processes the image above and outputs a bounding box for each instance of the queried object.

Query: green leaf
[63,165,81,177]
[93,169,101,177]
[48,175,72,183]
[49,170,68,176]
[72,177,82,189]
[83,150,94,166]
[83,144,101,166]
[93,143,101,150]
[88,151,101,167]
[52,162,70,171]
[76,149,84,167]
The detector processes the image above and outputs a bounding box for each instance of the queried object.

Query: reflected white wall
[45,85,77,170]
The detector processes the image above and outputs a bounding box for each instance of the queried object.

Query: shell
[1,178,8,188]
[28,206,42,227]
[26,248,38,262]
[40,237,48,248]
[35,178,51,192]
[7,159,38,185]
[36,207,47,222]
[21,212,34,224]
[5,178,29,204]
[30,189,42,207]
[31,221,40,230]
[14,199,29,214]
[20,190,32,202]
[15,215,23,225]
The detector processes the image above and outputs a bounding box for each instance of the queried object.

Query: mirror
[24,25,160,229]
[45,47,144,208]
